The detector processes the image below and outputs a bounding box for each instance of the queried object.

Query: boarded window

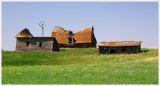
[68,30,73,35]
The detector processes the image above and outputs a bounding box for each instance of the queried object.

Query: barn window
[26,42,29,46]
[39,42,42,47]
[68,37,74,44]
[68,30,73,35]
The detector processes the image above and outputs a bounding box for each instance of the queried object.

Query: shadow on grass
[140,49,149,53]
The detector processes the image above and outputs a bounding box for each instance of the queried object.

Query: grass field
[2,48,158,84]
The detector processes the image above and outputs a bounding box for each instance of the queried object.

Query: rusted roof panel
[51,25,94,44]
[98,41,142,47]
[16,28,33,38]
[51,26,69,44]
[73,26,93,43]
[80,25,93,32]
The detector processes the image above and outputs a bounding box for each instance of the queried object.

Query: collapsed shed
[16,28,59,51]
[98,41,142,54]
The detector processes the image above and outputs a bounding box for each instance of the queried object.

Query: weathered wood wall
[98,46,141,54]
[16,37,59,51]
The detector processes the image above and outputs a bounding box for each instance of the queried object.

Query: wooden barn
[51,26,97,48]
[98,41,142,54]
[16,28,59,51]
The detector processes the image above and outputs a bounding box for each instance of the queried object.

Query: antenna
[39,21,46,37]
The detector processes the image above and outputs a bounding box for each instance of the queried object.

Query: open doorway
[109,49,115,54]
[121,48,127,53]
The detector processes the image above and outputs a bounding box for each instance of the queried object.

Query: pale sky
[2,2,158,50]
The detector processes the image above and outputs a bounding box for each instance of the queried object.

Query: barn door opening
[109,49,115,54]
[121,48,127,53]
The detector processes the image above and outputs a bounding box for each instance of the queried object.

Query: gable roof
[16,28,33,38]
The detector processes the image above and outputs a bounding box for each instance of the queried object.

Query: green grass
[2,48,158,84]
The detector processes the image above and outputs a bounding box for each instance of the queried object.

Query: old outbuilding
[51,26,97,48]
[16,28,59,51]
[98,41,142,54]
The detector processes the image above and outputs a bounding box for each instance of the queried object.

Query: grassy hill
[2,48,158,84]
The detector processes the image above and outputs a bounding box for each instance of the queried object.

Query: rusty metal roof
[98,41,142,47]
[16,28,33,38]
[72,26,93,43]
[51,26,95,44]
[51,26,69,44]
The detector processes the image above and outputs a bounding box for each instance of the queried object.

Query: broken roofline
[51,25,97,45]
[16,25,94,37]
[52,25,94,33]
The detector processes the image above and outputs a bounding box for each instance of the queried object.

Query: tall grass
[2,48,158,84]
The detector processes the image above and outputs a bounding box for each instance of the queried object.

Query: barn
[16,28,59,51]
[51,26,97,48]
[98,41,142,54]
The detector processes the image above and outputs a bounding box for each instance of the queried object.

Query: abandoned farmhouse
[16,26,142,54]
[16,26,97,51]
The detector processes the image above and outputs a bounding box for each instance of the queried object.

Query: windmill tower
[39,21,46,37]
